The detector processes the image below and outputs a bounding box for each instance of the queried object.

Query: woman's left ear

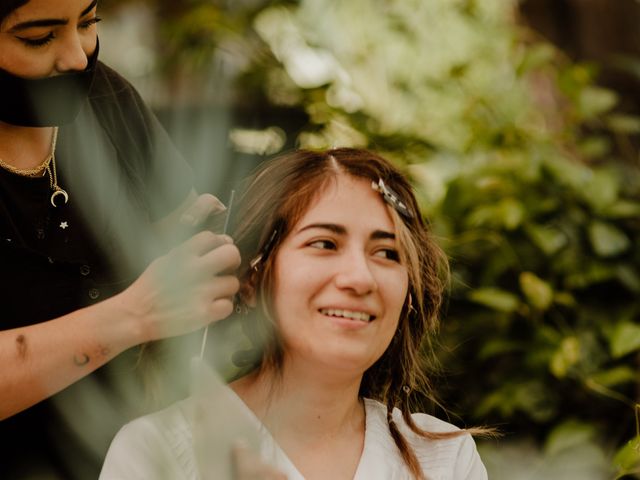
[238,272,258,309]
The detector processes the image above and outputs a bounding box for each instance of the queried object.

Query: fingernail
[214,198,227,212]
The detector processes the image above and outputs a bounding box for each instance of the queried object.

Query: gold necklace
[0,127,68,207]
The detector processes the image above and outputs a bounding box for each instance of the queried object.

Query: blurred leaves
[116,0,640,476]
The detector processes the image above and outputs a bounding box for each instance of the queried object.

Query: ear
[239,272,259,308]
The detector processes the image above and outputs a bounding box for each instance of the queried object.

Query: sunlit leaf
[520,272,553,311]
[616,265,640,293]
[613,436,640,474]
[588,366,637,388]
[578,86,618,118]
[544,420,596,456]
[525,224,567,256]
[602,200,640,219]
[606,113,640,134]
[610,321,640,358]
[468,287,520,313]
[588,221,630,257]
[583,170,620,211]
[550,336,580,378]
[517,43,555,74]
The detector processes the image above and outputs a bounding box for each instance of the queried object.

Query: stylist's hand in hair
[118,230,241,342]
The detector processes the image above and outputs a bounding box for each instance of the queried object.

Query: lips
[319,308,375,323]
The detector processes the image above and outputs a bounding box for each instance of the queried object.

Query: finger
[203,275,240,300]
[182,231,234,257]
[209,298,235,322]
[199,243,242,275]
[180,193,226,227]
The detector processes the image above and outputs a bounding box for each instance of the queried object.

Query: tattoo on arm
[73,353,90,366]
[16,334,27,359]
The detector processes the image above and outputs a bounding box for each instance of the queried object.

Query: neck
[232,362,365,442]
[0,122,55,170]
[231,361,368,479]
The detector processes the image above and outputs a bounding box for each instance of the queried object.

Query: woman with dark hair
[0,1,240,478]
[101,148,488,479]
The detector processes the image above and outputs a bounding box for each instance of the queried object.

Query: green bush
[115,0,640,476]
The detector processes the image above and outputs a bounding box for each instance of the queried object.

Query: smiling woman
[0,1,241,478]
[100,148,490,480]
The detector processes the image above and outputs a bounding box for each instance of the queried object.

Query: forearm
[0,292,143,420]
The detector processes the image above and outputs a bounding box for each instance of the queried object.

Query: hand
[120,231,241,342]
[180,193,228,228]
[232,441,287,480]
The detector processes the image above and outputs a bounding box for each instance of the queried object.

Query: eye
[19,33,55,48]
[308,239,337,250]
[374,248,401,262]
[79,16,101,30]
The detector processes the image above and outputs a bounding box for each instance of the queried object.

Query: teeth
[320,308,372,322]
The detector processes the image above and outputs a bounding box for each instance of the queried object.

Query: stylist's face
[0,0,99,78]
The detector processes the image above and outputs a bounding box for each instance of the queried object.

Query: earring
[235,300,249,315]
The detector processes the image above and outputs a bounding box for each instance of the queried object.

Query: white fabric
[100,394,487,480]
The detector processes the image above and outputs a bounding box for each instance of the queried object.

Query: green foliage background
[106,0,640,477]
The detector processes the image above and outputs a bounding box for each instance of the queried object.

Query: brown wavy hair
[230,148,476,479]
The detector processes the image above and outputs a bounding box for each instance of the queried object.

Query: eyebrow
[297,223,396,240]
[8,0,98,32]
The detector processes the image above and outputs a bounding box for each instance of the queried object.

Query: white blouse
[100,394,487,480]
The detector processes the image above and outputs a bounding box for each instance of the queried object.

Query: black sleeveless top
[0,62,193,479]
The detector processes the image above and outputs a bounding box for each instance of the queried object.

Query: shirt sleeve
[452,434,488,480]
[99,418,186,480]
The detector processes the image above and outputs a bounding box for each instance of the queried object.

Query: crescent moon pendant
[51,188,69,207]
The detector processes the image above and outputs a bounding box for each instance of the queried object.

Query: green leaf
[606,113,640,134]
[583,170,619,211]
[478,339,522,359]
[603,200,640,219]
[466,198,525,231]
[525,224,567,256]
[519,272,553,311]
[578,87,618,118]
[616,266,640,293]
[518,43,556,74]
[588,366,637,388]
[588,221,630,257]
[544,419,596,456]
[613,436,640,474]
[610,321,640,358]
[550,336,580,378]
[468,288,520,313]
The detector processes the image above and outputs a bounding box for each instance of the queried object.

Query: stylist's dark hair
[230,148,485,480]
[0,0,29,25]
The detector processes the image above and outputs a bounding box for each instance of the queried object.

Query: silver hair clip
[371,179,413,219]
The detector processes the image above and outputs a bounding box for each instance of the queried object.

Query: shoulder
[363,398,461,434]
[363,398,488,480]
[99,400,197,480]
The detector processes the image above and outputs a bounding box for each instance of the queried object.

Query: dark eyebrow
[297,223,396,241]
[8,0,98,32]
[297,223,346,235]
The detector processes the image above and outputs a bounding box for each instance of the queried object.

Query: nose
[55,35,90,73]
[334,252,378,295]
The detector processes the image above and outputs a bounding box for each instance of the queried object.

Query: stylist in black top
[0,1,241,478]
